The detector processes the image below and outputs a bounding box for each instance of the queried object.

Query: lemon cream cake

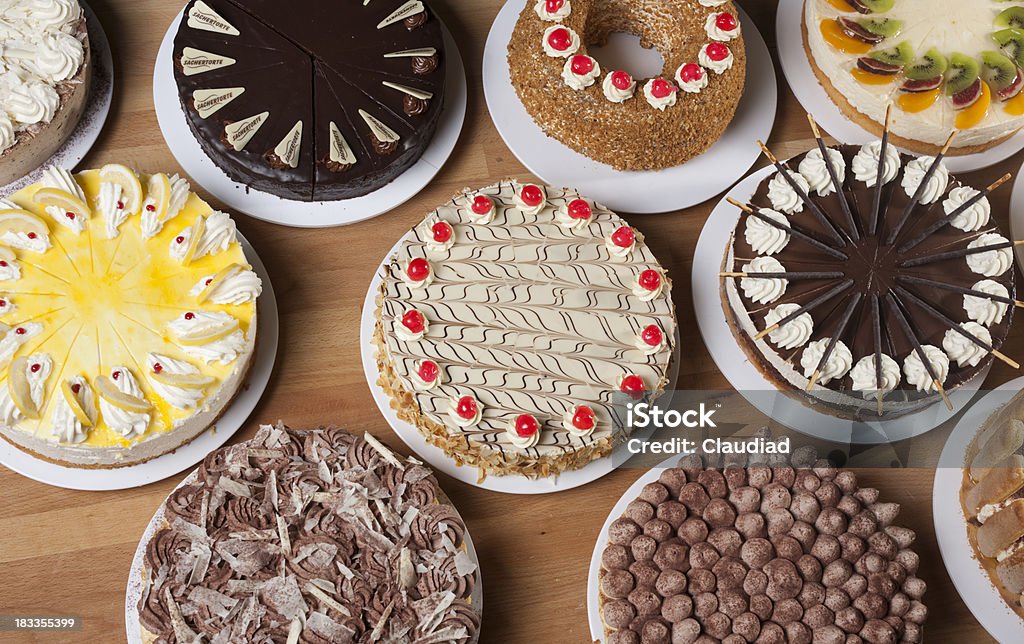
[507,0,746,171]
[374,180,677,479]
[0,0,92,186]
[0,164,261,467]
[805,0,1024,154]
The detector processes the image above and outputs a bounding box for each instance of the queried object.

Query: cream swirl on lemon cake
[0,164,261,468]
[374,181,676,479]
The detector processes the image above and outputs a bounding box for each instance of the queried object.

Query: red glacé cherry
[567,199,592,220]
[547,27,572,51]
[611,226,634,248]
[117,201,125,210]
[521,184,543,206]
[406,257,431,281]
[153,363,163,374]
[471,195,493,215]
[26,232,36,239]
[402,310,425,334]
[706,43,730,62]
[184,312,195,320]
[514,414,539,438]
[14,327,25,335]
[432,221,453,243]
[611,71,632,90]
[71,383,81,394]
[0,300,5,307]
[572,406,596,431]
[418,360,439,383]
[545,0,564,12]
[641,325,663,347]
[715,13,737,31]
[621,374,646,395]
[175,236,185,244]
[112,371,120,380]
[145,204,156,212]
[650,79,674,99]
[639,269,661,291]
[455,396,478,420]
[678,63,704,83]
[0,261,7,267]
[30,363,40,373]
[571,55,594,75]
[65,212,75,220]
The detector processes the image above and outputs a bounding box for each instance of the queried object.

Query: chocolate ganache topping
[138,424,480,643]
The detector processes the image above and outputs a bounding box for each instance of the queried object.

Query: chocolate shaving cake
[172,0,446,202]
[722,136,1016,420]
[599,447,927,644]
[136,424,480,643]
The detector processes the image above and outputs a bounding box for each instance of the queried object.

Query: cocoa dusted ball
[679,483,712,514]
[603,569,637,599]
[771,597,803,623]
[654,541,690,572]
[748,466,773,489]
[671,618,701,644]
[815,481,842,507]
[834,606,865,634]
[629,587,663,617]
[708,528,743,558]
[659,501,690,529]
[678,518,710,546]
[640,482,671,506]
[698,470,729,498]
[662,594,694,623]
[693,592,719,618]
[859,618,896,644]
[658,469,688,498]
[704,611,732,639]
[760,483,793,512]
[604,599,637,629]
[642,618,672,643]
[730,487,762,513]
[735,512,767,539]
[784,621,812,644]
[610,518,643,545]
[803,603,834,628]
[604,544,633,570]
[688,568,717,594]
[743,569,769,596]
[756,621,785,643]
[770,534,804,562]
[852,593,887,620]
[656,570,688,598]
[690,542,721,570]
[811,624,845,644]
[764,558,803,601]
[740,538,774,569]
[749,594,773,620]
[625,500,657,525]
[645,519,674,543]
[608,630,640,644]
[632,561,662,587]
[713,557,748,591]
[705,498,738,529]
[791,493,821,523]
[733,611,762,642]
[633,535,659,562]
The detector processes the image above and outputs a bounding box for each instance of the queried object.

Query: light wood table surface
[0,1,1020,642]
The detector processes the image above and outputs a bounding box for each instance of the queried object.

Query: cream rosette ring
[374,180,677,479]
[0,164,260,468]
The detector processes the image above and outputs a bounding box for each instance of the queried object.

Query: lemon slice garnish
[175,319,240,346]
[0,209,49,237]
[32,188,92,220]
[0,245,15,262]
[60,380,93,426]
[151,371,215,389]
[95,375,151,414]
[99,164,143,214]
[196,263,244,303]
[146,173,172,221]
[8,357,39,420]
[182,215,206,265]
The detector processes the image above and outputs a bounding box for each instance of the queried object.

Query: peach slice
[1005,91,1024,116]
[956,82,991,130]
[852,68,896,86]
[820,20,873,56]
[899,88,940,113]
[826,0,856,10]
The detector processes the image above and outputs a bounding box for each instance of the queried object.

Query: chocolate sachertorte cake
[722,135,1015,419]
[173,0,446,202]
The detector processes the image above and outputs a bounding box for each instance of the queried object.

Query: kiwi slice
[945,53,982,95]
[859,17,903,38]
[904,47,948,81]
[869,41,914,67]
[995,27,1024,68]
[995,7,1024,30]
[981,50,1019,90]
[860,0,895,11]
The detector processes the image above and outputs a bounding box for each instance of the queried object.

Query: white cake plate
[1006,161,1024,275]
[933,376,1024,642]
[153,9,468,228]
[0,1,114,194]
[776,0,1024,174]
[359,229,680,494]
[481,1,778,214]
[693,166,990,445]
[124,466,484,644]
[0,234,279,490]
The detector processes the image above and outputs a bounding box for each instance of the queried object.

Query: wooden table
[0,1,1018,642]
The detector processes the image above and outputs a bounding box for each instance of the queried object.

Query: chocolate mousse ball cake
[722,132,1016,420]
[135,424,480,643]
[599,452,928,643]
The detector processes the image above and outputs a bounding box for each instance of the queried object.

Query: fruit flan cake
[0,0,91,186]
[806,0,1024,154]
[173,0,446,202]
[599,448,928,643]
[507,0,746,171]
[0,164,261,468]
[962,393,1024,620]
[136,424,481,644]
[722,136,1015,419]
[374,180,677,479]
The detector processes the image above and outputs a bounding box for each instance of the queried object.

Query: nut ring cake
[374,180,677,479]
[136,424,481,643]
[508,0,746,171]
[0,165,261,468]
[173,0,446,202]
[722,131,1015,420]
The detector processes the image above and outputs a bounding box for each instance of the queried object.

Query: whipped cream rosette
[0,164,261,467]
[375,180,677,479]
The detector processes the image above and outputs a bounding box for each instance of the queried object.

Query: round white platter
[776,0,1024,174]
[0,1,114,194]
[0,234,279,490]
[481,0,778,214]
[1005,161,1024,275]
[153,9,468,228]
[693,166,990,445]
[933,376,1024,642]
[125,466,484,644]
[359,229,680,494]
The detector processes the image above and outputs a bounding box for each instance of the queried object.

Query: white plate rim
[0,233,279,490]
[775,0,1024,174]
[481,0,778,214]
[153,7,468,228]
[1006,160,1024,276]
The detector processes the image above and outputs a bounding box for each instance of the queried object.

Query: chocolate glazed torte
[723,138,1015,420]
[136,424,480,643]
[172,0,446,202]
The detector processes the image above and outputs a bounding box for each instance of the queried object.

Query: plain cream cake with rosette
[0,164,260,468]
[374,180,677,479]
[0,0,91,185]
